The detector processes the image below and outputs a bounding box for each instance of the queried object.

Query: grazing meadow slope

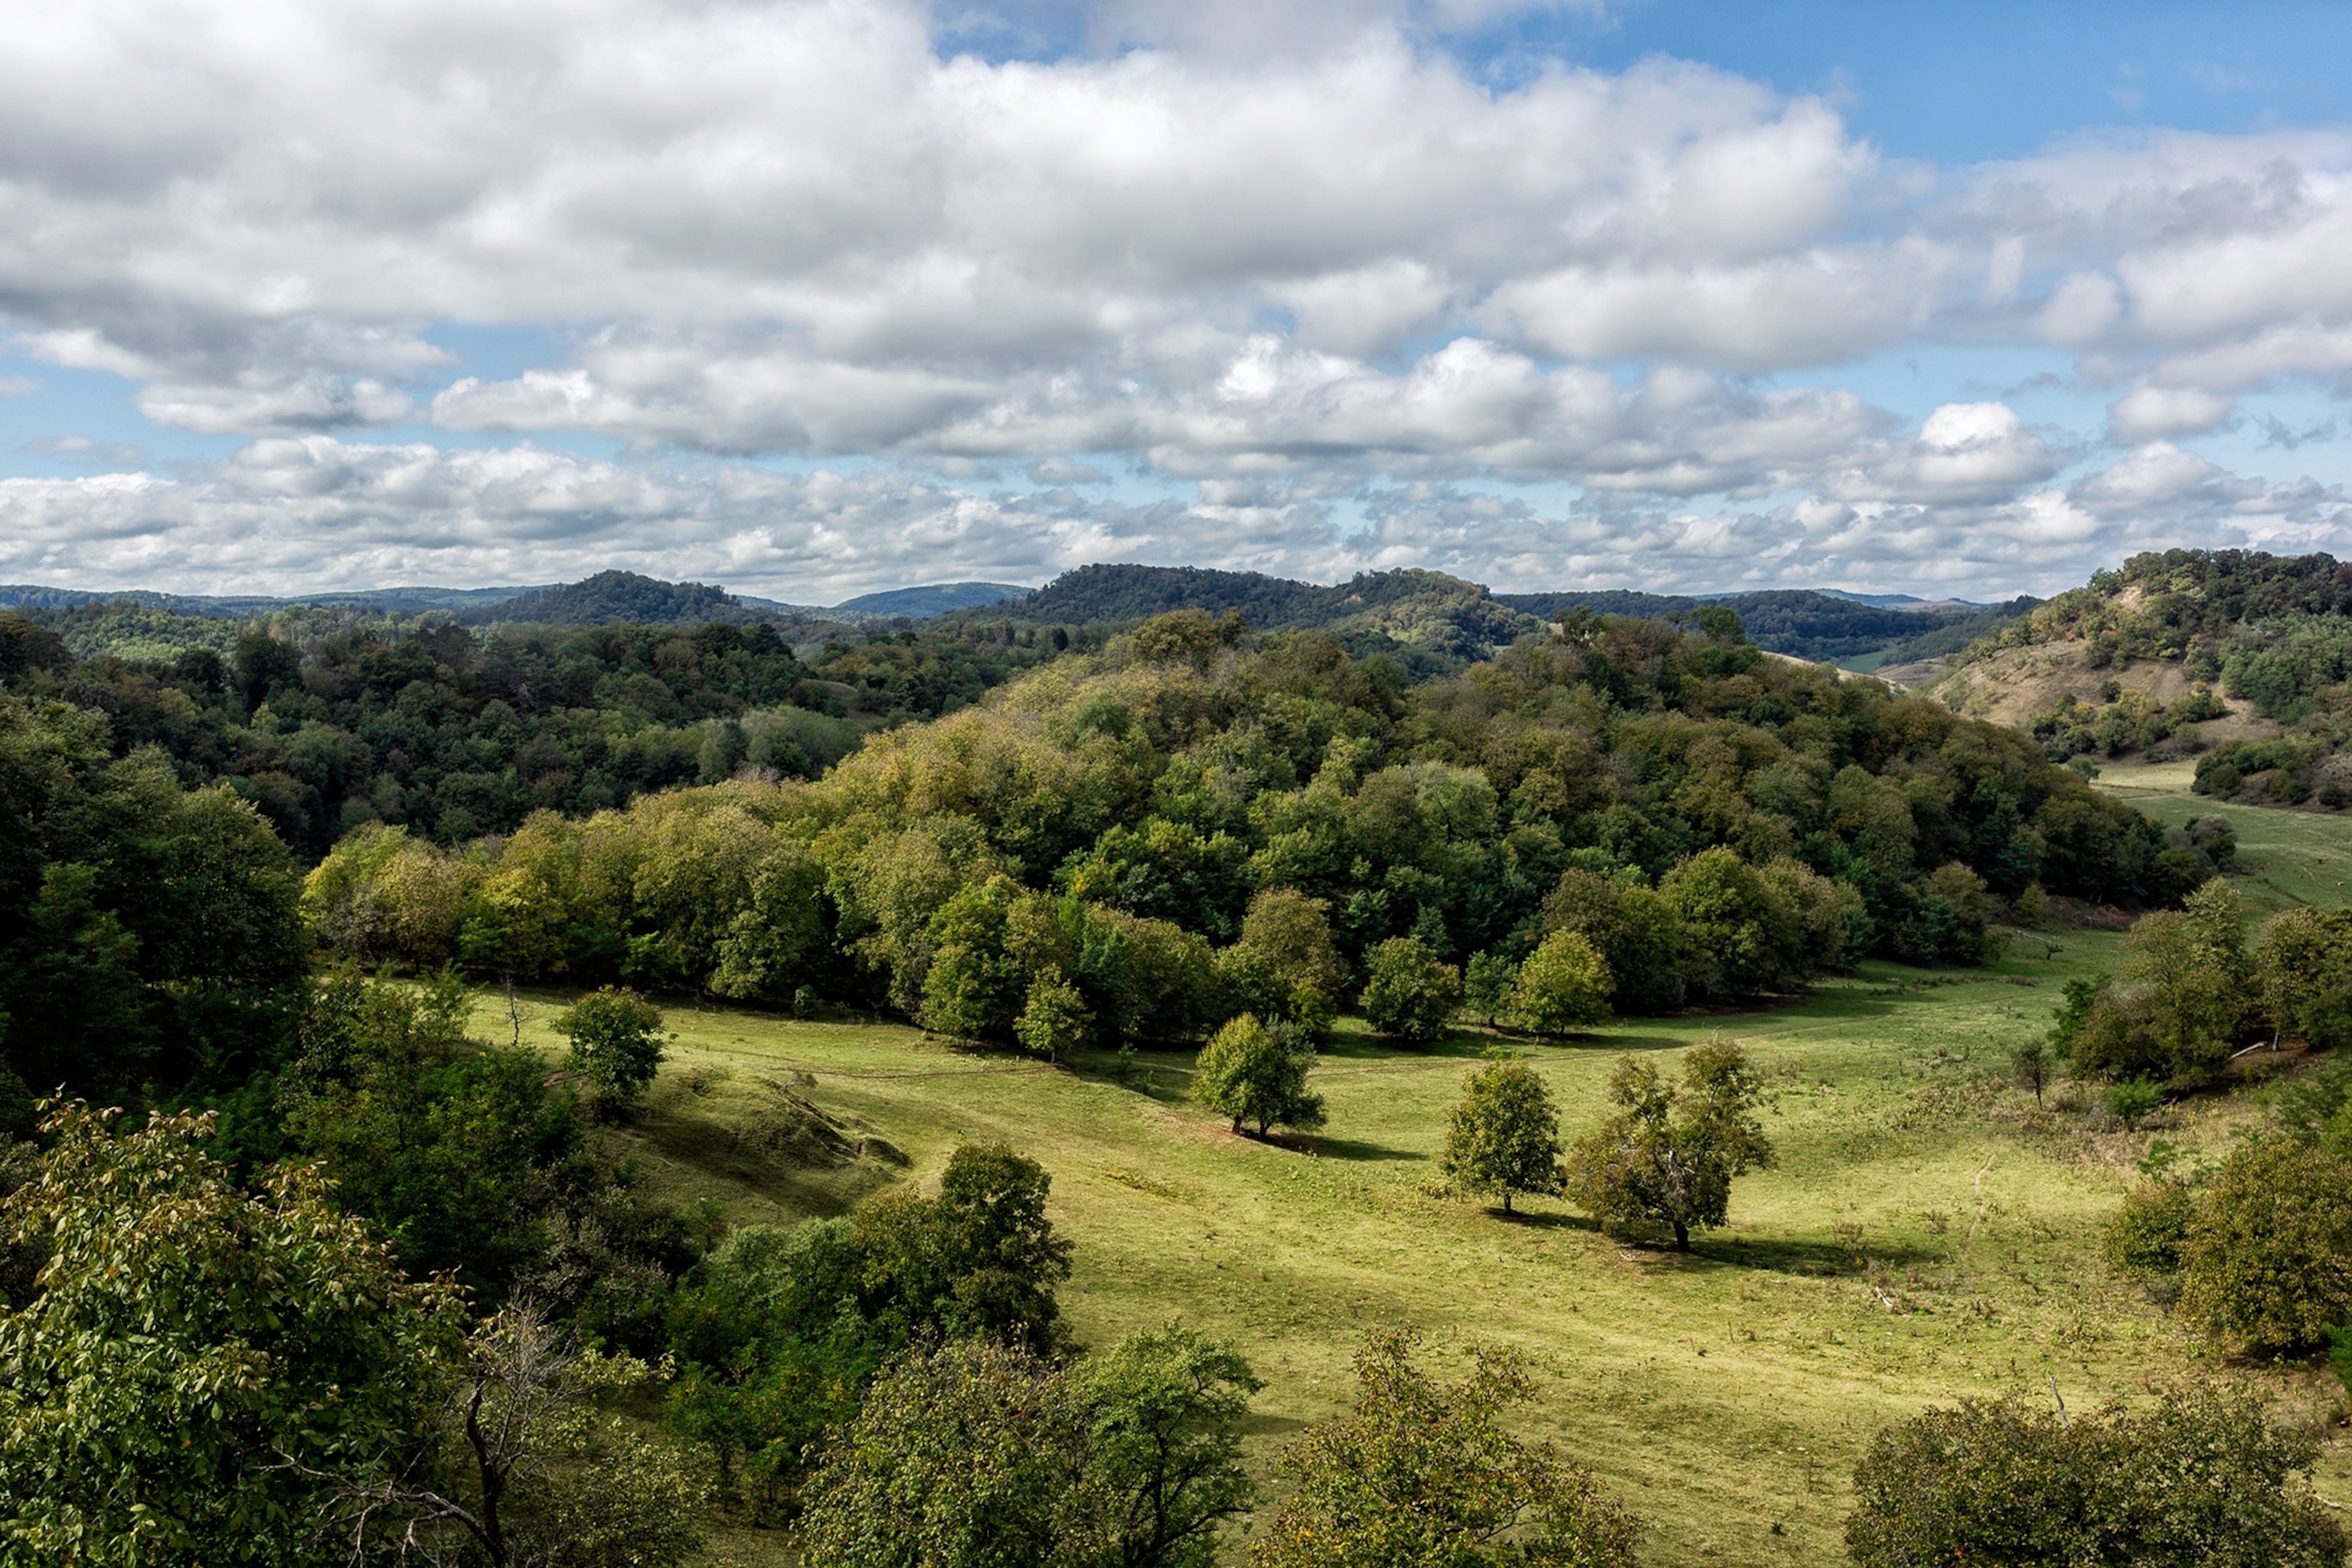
[482,904,2350,1567]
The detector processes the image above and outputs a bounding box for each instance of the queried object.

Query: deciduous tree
[1566,1040,1775,1250]
[1251,1329,1640,1568]
[1438,1051,1565,1215]
[1193,1014,1325,1138]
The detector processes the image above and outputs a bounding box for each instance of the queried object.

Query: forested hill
[1501,588,2037,662]
[997,563,2031,665]
[1913,550,2352,805]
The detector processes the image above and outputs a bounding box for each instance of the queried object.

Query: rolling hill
[1891,549,2352,808]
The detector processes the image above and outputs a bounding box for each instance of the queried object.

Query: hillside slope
[1893,549,2352,808]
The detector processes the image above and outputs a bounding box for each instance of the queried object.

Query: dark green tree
[1566,1039,1775,1250]
[1361,936,1462,1044]
[1080,1326,1262,1568]
[554,985,671,1109]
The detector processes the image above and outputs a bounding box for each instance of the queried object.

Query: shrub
[2105,1076,2163,1129]
[1361,936,1462,1044]
[1252,1329,1641,1568]
[1847,1384,2344,1568]
[2103,1183,2194,1276]
[554,985,671,1109]
[1194,1014,1325,1138]
[2179,1138,2352,1351]
[1509,929,1613,1035]
[1438,1051,1565,1215]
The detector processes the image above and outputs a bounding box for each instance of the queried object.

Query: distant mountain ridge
[0,566,2028,664]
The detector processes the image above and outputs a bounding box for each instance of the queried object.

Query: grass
[479,806,2352,1565]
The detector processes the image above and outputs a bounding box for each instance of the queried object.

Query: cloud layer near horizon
[2,0,2349,596]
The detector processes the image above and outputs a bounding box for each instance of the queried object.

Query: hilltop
[1893,549,2352,808]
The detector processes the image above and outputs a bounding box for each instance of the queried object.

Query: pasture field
[479,805,2352,1566]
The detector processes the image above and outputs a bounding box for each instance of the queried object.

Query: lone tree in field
[1194,1014,1325,1138]
[1252,1329,1641,1568]
[1361,936,1463,1044]
[1566,1039,1775,1251]
[554,985,670,1109]
[1511,929,1614,1035]
[1438,1051,1565,1215]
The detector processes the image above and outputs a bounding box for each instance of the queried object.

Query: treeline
[304,607,2209,1047]
[0,607,1076,856]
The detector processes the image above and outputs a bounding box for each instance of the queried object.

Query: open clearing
[481,804,2352,1566]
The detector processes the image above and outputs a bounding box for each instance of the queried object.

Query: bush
[2103,1182,2194,1276]
[1252,1328,1641,1568]
[2105,1076,2164,1129]
[2179,1138,2352,1351]
[1194,1014,1325,1138]
[1361,936,1463,1044]
[1847,1384,2344,1568]
[1509,929,1613,1035]
[554,986,671,1109]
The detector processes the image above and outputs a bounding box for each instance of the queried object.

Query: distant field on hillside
[480,833,2352,1566]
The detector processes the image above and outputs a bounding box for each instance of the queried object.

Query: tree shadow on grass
[1695,1233,1943,1276]
[1292,1133,1423,1162]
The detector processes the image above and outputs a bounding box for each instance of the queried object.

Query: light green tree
[554,985,671,1109]
[1015,965,1094,1063]
[1251,1329,1642,1568]
[1439,1051,1566,1215]
[1510,929,1614,1035]
[1194,1014,1325,1138]
[0,1103,463,1568]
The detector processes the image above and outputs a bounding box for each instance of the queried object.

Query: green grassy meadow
[478,786,2352,1565]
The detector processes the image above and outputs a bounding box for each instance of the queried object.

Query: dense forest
[0,606,1070,855]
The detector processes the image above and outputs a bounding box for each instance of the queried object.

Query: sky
[2,0,2350,603]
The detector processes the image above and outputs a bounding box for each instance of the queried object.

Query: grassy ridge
[479,833,2352,1568]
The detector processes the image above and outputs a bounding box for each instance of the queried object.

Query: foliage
[1079,1326,1263,1568]
[1361,936,1464,1043]
[1250,1328,1641,1568]
[2007,1038,2050,1106]
[1016,967,1094,1062]
[2103,1181,2194,1277]
[285,603,2187,1019]
[2259,904,2352,1048]
[1438,1051,1565,1214]
[0,1104,463,1567]
[0,694,307,1102]
[1508,929,1613,1034]
[281,968,593,1297]
[2178,1137,2352,1351]
[795,1329,1256,1568]
[2105,1076,2164,1128]
[1846,1383,2345,1568]
[1462,951,1517,1027]
[554,986,671,1108]
[1194,1014,1326,1138]
[2070,879,2255,1086]
[1566,1040,1775,1250]
[338,1302,711,1568]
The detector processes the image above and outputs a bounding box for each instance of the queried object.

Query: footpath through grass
[482,803,2352,1565]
